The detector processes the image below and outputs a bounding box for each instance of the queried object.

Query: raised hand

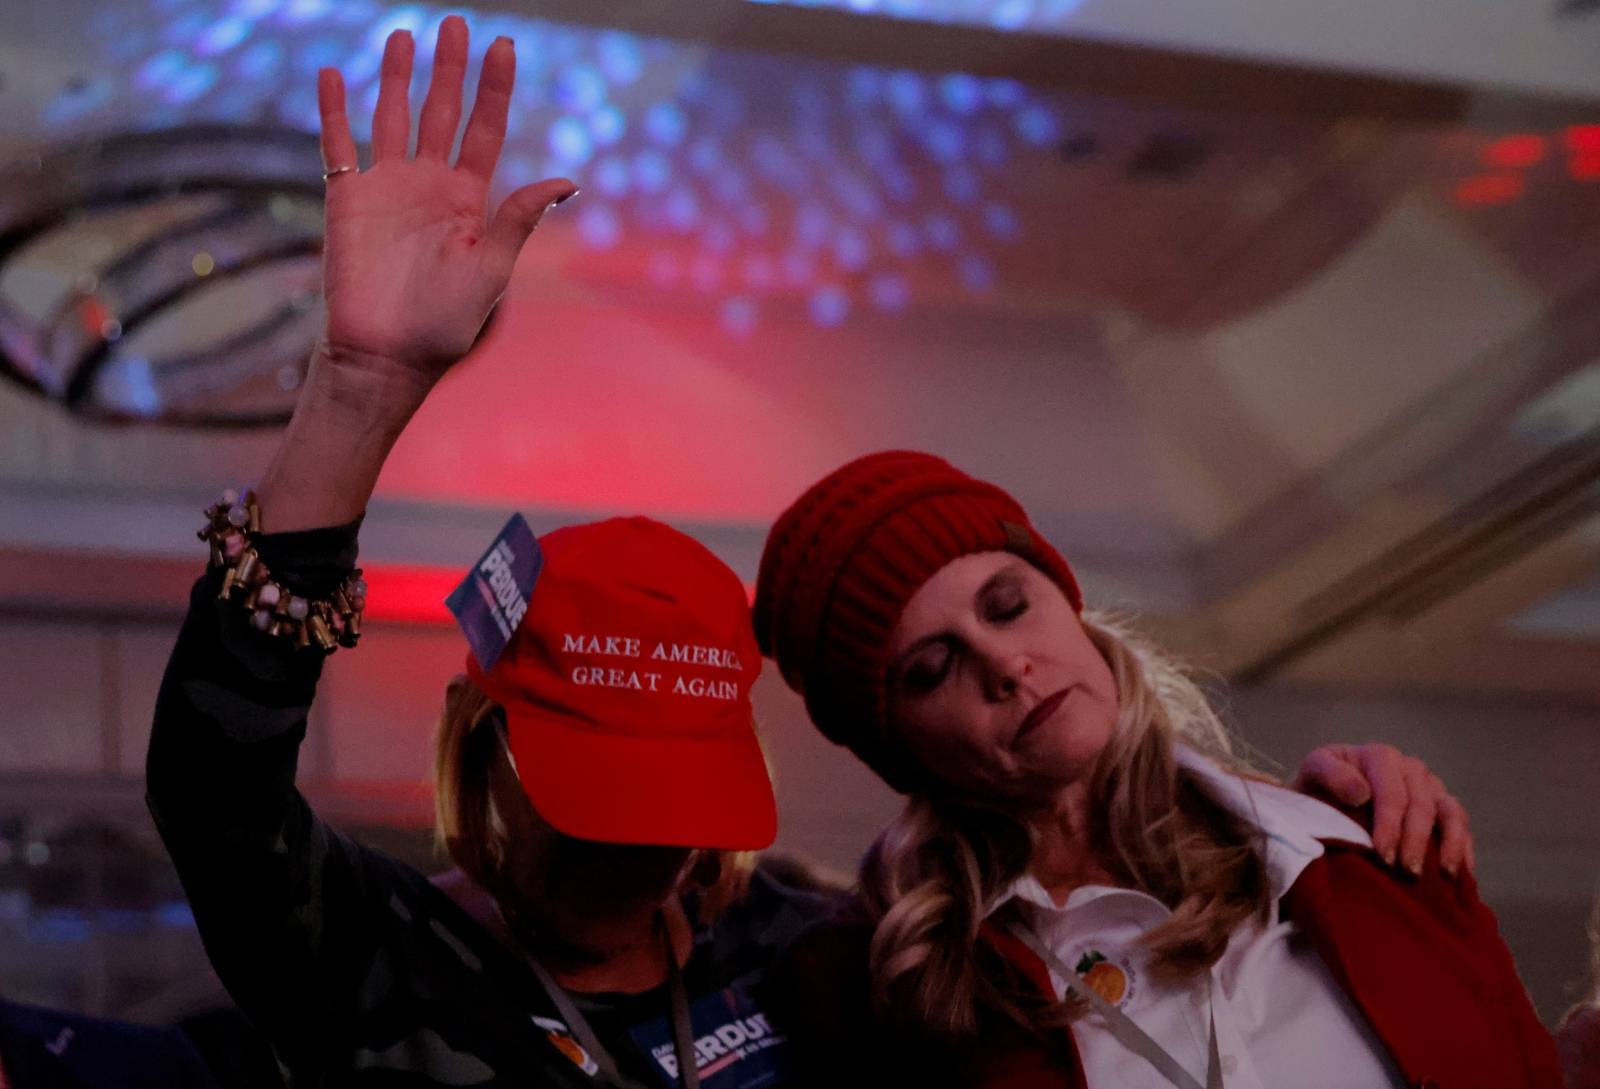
[315,16,577,395]
[255,16,576,533]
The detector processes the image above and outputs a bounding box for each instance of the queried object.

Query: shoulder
[699,853,852,972]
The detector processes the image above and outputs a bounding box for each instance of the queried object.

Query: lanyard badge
[1011,925,1223,1089]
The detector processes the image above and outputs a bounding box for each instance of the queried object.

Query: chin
[1021,724,1111,787]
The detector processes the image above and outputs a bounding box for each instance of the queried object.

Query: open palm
[316,17,576,386]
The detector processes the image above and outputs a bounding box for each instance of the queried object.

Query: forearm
[147,520,360,846]
[254,345,432,532]
[147,521,373,1064]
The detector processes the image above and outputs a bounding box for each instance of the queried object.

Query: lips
[1014,686,1075,746]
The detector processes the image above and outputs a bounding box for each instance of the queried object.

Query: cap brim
[505,711,778,851]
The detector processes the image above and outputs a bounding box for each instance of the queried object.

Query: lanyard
[1009,925,1222,1089]
[510,908,701,1089]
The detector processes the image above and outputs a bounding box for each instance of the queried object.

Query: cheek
[895,698,1015,787]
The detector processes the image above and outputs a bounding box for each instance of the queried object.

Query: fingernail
[1381,848,1395,866]
[1407,859,1422,877]
[554,188,579,206]
[495,35,513,46]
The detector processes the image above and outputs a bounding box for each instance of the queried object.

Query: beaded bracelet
[197,488,366,653]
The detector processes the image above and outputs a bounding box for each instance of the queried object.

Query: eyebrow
[888,562,1028,677]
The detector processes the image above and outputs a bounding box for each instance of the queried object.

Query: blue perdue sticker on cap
[445,513,543,671]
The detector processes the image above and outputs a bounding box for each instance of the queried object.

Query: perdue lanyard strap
[1009,925,1222,1089]
[513,909,701,1089]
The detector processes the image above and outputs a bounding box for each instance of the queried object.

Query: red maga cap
[466,516,776,851]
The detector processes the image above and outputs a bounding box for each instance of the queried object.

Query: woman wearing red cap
[147,18,1482,1088]
[146,20,816,1088]
[754,451,1563,1089]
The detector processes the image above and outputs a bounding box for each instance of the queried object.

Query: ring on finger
[322,164,359,180]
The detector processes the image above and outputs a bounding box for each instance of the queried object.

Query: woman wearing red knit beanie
[756,450,1561,1089]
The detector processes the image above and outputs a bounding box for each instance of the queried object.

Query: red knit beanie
[752,450,1082,792]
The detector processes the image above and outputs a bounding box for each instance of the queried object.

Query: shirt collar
[988,744,1372,917]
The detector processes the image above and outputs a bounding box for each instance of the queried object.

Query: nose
[977,641,1030,702]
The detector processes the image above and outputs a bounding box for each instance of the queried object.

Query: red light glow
[1566,125,1600,153]
[1453,174,1524,207]
[1569,149,1600,182]
[1482,134,1545,170]
[362,565,461,626]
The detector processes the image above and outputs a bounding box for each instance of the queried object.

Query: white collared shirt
[990,746,1405,1089]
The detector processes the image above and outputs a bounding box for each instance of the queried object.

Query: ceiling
[0,0,1598,701]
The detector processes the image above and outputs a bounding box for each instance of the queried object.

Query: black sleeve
[145,517,383,1078]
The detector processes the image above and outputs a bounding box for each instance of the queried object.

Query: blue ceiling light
[168,11,214,43]
[943,166,979,204]
[664,186,701,232]
[990,0,1033,30]
[41,76,115,126]
[794,202,831,249]
[831,169,884,220]
[576,203,623,249]
[885,70,926,117]
[852,123,894,166]
[137,50,189,91]
[737,202,769,237]
[885,219,922,258]
[365,6,427,50]
[720,295,759,336]
[688,137,722,175]
[195,15,254,55]
[922,118,964,163]
[59,0,1067,335]
[645,101,689,146]
[711,167,751,202]
[589,104,627,147]
[557,63,607,113]
[938,72,983,115]
[597,32,644,85]
[868,272,911,312]
[972,122,1010,166]
[631,147,672,193]
[808,283,850,327]
[167,62,221,105]
[593,154,631,197]
[880,165,918,203]
[235,40,286,81]
[924,212,960,251]
[986,77,1025,108]
[298,36,347,74]
[231,0,281,18]
[958,253,996,293]
[1013,104,1060,147]
[547,115,594,166]
[845,67,882,108]
[833,226,870,271]
[982,202,1021,240]
[281,0,335,25]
